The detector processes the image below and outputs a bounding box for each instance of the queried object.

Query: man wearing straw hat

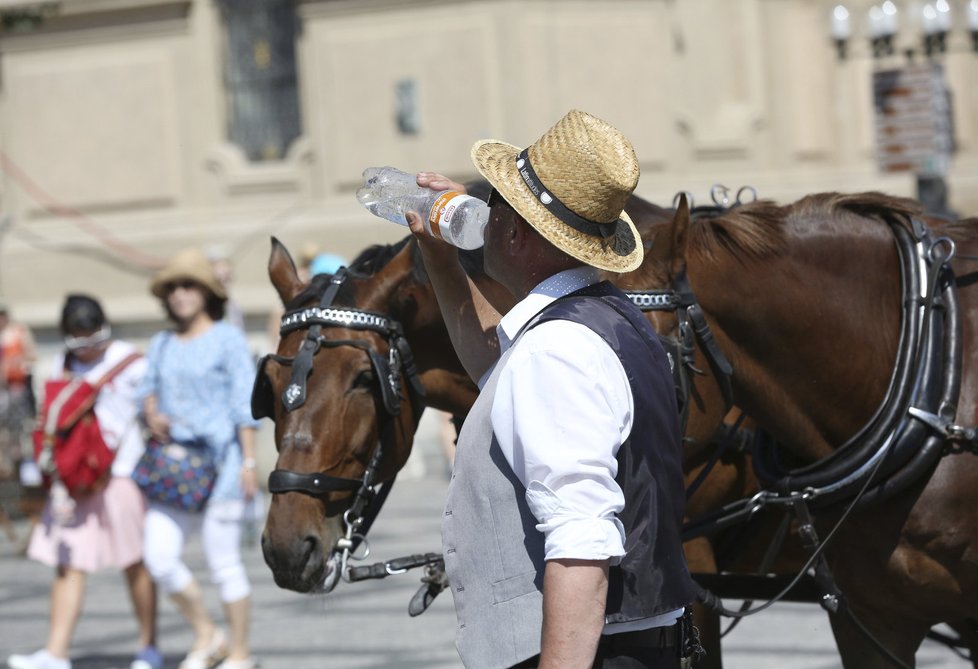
[407,110,698,669]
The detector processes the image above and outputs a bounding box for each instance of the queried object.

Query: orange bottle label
[428,191,462,241]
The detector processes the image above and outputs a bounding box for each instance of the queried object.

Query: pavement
[0,413,969,669]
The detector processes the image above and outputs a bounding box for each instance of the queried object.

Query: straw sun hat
[471,109,643,273]
[150,247,227,300]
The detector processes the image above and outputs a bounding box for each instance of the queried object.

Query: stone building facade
[0,0,976,338]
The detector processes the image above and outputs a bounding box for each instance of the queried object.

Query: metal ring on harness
[736,185,757,204]
[710,184,731,207]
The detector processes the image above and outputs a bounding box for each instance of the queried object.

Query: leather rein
[251,267,426,586]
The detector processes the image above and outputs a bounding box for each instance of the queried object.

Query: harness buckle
[343,508,364,530]
[930,236,956,265]
[908,406,975,442]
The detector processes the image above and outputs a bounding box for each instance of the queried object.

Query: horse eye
[353,369,375,389]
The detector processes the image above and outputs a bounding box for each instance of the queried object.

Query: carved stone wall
[0,0,975,333]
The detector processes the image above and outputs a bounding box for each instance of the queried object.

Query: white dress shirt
[483,266,683,632]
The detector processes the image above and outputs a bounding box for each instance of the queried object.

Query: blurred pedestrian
[206,246,246,332]
[139,248,260,669]
[6,295,160,669]
[0,299,37,479]
[307,251,345,278]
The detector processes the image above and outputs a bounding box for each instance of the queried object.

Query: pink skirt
[28,476,147,572]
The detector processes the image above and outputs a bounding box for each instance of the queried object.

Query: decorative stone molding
[203,136,316,200]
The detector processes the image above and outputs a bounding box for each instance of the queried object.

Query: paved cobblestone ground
[0,416,969,668]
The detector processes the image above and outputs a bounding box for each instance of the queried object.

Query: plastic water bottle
[356,166,489,250]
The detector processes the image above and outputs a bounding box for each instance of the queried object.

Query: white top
[50,340,148,478]
[485,266,683,631]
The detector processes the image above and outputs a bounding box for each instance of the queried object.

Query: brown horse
[257,235,514,593]
[257,191,977,666]
[255,215,805,667]
[636,192,978,667]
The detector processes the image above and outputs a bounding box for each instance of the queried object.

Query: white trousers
[143,500,251,603]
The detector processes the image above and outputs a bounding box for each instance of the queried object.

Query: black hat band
[515,149,635,257]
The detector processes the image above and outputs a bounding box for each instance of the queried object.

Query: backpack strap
[59,352,142,429]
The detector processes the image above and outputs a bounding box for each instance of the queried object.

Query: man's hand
[417,172,467,194]
[406,172,469,241]
[403,170,501,384]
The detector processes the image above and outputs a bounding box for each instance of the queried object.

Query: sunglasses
[163,279,200,294]
[487,188,502,208]
[64,326,112,352]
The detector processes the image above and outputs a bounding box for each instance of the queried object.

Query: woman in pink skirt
[6,295,161,669]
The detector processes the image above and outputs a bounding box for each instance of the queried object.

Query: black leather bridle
[626,271,735,432]
[251,268,426,585]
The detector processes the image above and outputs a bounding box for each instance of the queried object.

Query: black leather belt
[600,622,679,649]
[508,623,681,668]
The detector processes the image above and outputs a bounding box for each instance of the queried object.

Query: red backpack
[33,353,141,499]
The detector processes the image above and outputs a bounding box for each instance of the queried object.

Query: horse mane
[283,242,408,310]
[686,199,788,264]
[348,237,413,276]
[820,191,922,225]
[936,216,978,243]
[686,191,928,265]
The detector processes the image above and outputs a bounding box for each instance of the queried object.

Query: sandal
[177,630,228,669]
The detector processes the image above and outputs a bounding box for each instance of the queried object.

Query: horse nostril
[301,534,321,566]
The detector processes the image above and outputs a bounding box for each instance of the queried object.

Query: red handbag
[32,353,141,499]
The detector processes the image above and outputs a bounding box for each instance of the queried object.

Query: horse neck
[690,216,902,463]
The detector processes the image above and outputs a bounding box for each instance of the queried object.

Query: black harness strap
[626,270,735,419]
[684,411,748,502]
[281,269,350,412]
[267,469,361,495]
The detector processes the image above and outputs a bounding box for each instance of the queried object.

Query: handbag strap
[58,352,143,430]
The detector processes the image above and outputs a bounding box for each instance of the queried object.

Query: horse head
[257,237,425,593]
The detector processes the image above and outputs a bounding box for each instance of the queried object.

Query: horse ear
[268,237,305,305]
[670,193,691,278]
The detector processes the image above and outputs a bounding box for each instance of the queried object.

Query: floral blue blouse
[139,321,260,502]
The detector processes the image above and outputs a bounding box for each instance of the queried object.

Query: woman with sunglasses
[138,248,259,669]
[7,295,160,669]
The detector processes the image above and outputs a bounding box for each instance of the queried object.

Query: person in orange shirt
[0,300,38,479]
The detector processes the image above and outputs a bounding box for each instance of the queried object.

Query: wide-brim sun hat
[150,247,227,300]
[471,109,644,273]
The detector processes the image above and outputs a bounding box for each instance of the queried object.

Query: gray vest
[442,285,695,669]
[442,343,545,669]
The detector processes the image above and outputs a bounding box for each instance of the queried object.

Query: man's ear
[512,215,532,245]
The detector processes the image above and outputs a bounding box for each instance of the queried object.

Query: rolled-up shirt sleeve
[491,321,633,563]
